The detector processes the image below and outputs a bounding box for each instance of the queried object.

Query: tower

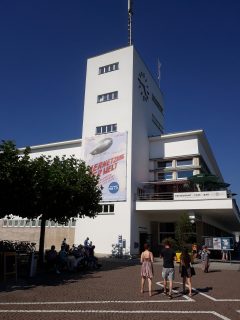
[78,45,164,254]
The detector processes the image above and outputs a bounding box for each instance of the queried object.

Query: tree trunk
[39,214,46,266]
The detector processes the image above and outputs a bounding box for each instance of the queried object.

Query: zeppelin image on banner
[84,131,127,201]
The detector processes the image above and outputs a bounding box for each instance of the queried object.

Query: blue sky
[0,0,239,201]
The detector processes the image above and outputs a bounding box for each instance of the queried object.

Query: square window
[112,124,117,132]
[107,125,112,132]
[158,172,172,180]
[176,159,192,166]
[177,170,193,179]
[109,204,114,212]
[96,127,101,135]
[157,161,172,168]
[102,126,107,133]
[25,220,31,227]
[103,205,108,213]
[19,220,25,227]
[3,220,8,227]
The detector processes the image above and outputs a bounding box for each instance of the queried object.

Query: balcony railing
[136,190,233,201]
[137,192,174,201]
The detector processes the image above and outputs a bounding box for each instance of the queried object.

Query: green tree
[175,213,194,250]
[0,140,102,263]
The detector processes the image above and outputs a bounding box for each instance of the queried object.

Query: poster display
[213,237,222,250]
[84,131,127,201]
[204,237,234,250]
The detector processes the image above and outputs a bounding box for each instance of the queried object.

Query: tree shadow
[0,257,140,293]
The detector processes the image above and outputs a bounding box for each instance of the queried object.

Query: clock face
[138,72,149,102]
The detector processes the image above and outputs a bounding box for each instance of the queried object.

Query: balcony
[135,181,240,232]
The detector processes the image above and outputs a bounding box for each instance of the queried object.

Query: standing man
[160,240,176,299]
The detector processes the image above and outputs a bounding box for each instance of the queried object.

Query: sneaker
[163,291,167,295]
[168,294,173,299]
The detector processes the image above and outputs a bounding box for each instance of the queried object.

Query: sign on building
[84,131,127,201]
[174,191,227,201]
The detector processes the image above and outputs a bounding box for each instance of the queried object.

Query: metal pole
[128,0,133,45]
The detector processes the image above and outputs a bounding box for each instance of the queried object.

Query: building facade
[1,45,240,254]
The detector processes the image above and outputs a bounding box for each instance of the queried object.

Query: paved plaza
[0,259,240,320]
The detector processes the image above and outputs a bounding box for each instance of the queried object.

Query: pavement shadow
[196,286,213,293]
[0,258,140,293]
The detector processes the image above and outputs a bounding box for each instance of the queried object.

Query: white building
[2,45,240,254]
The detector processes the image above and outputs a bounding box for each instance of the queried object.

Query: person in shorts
[160,240,176,299]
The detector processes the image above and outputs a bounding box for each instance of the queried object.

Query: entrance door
[139,233,152,254]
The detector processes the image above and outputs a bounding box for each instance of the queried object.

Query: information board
[204,237,234,251]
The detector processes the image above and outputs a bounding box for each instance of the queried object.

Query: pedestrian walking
[140,243,154,297]
[201,245,210,272]
[160,240,176,299]
[179,248,192,296]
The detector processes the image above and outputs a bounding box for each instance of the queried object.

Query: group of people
[140,241,211,298]
[46,237,100,274]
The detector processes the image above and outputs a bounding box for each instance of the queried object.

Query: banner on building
[84,131,127,201]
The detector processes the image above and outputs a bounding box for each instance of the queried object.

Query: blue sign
[108,182,119,194]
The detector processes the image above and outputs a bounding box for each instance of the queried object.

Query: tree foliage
[175,213,194,250]
[0,140,102,262]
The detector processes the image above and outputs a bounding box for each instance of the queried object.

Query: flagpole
[128,0,133,45]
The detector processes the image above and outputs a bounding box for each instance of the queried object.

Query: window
[152,94,163,114]
[100,204,115,214]
[96,123,117,135]
[158,172,173,180]
[8,220,13,227]
[19,220,25,227]
[157,161,172,168]
[99,62,119,74]
[177,170,193,179]
[14,220,19,227]
[176,159,192,167]
[97,91,118,103]
[25,220,31,227]
[3,220,8,227]
[152,114,164,133]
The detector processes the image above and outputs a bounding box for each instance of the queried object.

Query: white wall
[130,48,164,252]
[150,136,199,159]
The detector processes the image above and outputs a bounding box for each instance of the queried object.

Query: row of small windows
[100,204,114,214]
[152,114,164,134]
[2,219,76,228]
[157,170,194,181]
[97,91,118,103]
[99,62,119,75]
[157,159,192,169]
[96,123,117,135]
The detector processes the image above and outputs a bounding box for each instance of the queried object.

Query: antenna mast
[128,0,133,45]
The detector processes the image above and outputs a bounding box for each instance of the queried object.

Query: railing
[137,192,174,201]
[137,191,233,201]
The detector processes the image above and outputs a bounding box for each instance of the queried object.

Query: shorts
[162,267,175,281]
